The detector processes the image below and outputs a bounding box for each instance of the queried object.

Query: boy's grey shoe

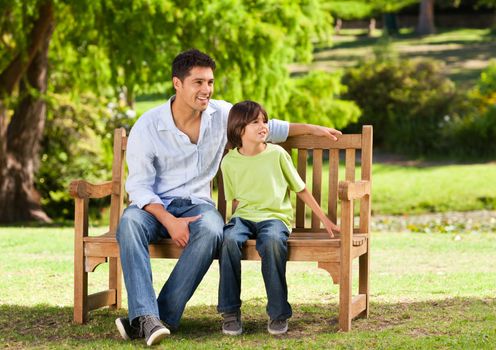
[267,318,288,335]
[139,315,170,346]
[115,317,140,340]
[222,311,242,336]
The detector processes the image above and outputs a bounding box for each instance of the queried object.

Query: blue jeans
[217,217,292,321]
[116,198,224,328]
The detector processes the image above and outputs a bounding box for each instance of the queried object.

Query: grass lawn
[1,227,495,349]
[294,161,496,217]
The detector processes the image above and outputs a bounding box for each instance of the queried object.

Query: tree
[0,0,55,222]
[1,0,345,223]
[417,0,436,35]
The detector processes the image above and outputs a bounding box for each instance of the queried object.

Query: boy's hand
[323,217,339,238]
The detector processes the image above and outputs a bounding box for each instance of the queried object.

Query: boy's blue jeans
[116,198,224,329]
[217,217,292,321]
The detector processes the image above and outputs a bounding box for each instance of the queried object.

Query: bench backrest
[108,126,372,235]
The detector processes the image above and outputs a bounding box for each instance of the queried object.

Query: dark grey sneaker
[138,315,170,346]
[115,317,140,340]
[268,318,288,335]
[222,311,242,336]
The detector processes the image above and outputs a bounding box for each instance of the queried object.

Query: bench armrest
[69,180,113,199]
[338,180,371,201]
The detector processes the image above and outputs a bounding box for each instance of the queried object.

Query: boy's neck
[238,142,266,156]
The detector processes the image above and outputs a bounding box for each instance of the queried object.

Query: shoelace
[139,315,161,338]
[223,313,240,327]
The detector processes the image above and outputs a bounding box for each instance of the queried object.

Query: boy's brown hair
[227,100,268,148]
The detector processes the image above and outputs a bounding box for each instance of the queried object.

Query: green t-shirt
[220,143,306,230]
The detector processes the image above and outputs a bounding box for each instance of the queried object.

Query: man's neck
[171,98,201,128]
[170,98,202,144]
[238,142,266,156]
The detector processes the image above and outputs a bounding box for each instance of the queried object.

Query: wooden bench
[69,125,373,331]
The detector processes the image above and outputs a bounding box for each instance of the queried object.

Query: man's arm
[288,123,342,141]
[296,187,340,238]
[144,204,200,248]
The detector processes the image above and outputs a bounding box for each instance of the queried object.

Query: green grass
[370,162,496,214]
[1,227,495,348]
[300,161,496,217]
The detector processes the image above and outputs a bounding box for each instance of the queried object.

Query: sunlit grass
[1,227,495,348]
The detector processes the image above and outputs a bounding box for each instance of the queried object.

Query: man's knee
[116,207,153,243]
[191,206,224,240]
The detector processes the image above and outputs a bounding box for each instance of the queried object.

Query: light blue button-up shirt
[125,97,289,209]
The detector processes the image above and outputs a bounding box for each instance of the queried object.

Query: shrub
[343,57,467,155]
[37,94,136,221]
[440,62,496,159]
[277,71,361,129]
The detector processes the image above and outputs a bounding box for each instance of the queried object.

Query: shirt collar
[157,96,215,132]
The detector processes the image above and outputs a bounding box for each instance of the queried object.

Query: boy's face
[173,66,214,113]
[241,113,268,146]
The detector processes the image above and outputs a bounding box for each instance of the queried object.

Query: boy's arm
[296,187,340,238]
[232,199,239,213]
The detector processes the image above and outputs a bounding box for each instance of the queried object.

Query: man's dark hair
[227,100,269,149]
[172,49,216,81]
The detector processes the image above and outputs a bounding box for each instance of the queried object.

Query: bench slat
[296,149,307,228]
[328,149,339,223]
[312,149,323,229]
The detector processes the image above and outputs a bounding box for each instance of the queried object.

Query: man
[115,49,341,346]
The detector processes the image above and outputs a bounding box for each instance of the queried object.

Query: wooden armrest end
[69,180,113,199]
[338,180,371,201]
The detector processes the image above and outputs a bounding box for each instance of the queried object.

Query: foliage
[477,60,496,95]
[1,0,338,221]
[323,0,418,20]
[439,61,496,158]
[281,71,361,128]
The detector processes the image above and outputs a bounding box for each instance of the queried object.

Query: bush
[440,62,496,159]
[37,94,137,221]
[277,71,361,129]
[343,57,468,155]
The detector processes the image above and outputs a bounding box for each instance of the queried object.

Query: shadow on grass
[1,297,495,348]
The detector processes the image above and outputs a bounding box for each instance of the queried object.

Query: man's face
[173,66,214,113]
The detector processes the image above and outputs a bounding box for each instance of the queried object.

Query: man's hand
[165,215,202,247]
[309,125,342,141]
[288,123,342,141]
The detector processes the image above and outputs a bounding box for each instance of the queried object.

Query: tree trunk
[417,0,435,35]
[0,2,54,223]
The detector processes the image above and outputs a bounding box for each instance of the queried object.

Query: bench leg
[74,198,88,324]
[358,241,370,318]
[339,200,353,331]
[109,257,122,310]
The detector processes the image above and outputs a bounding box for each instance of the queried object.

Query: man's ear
[172,77,182,91]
